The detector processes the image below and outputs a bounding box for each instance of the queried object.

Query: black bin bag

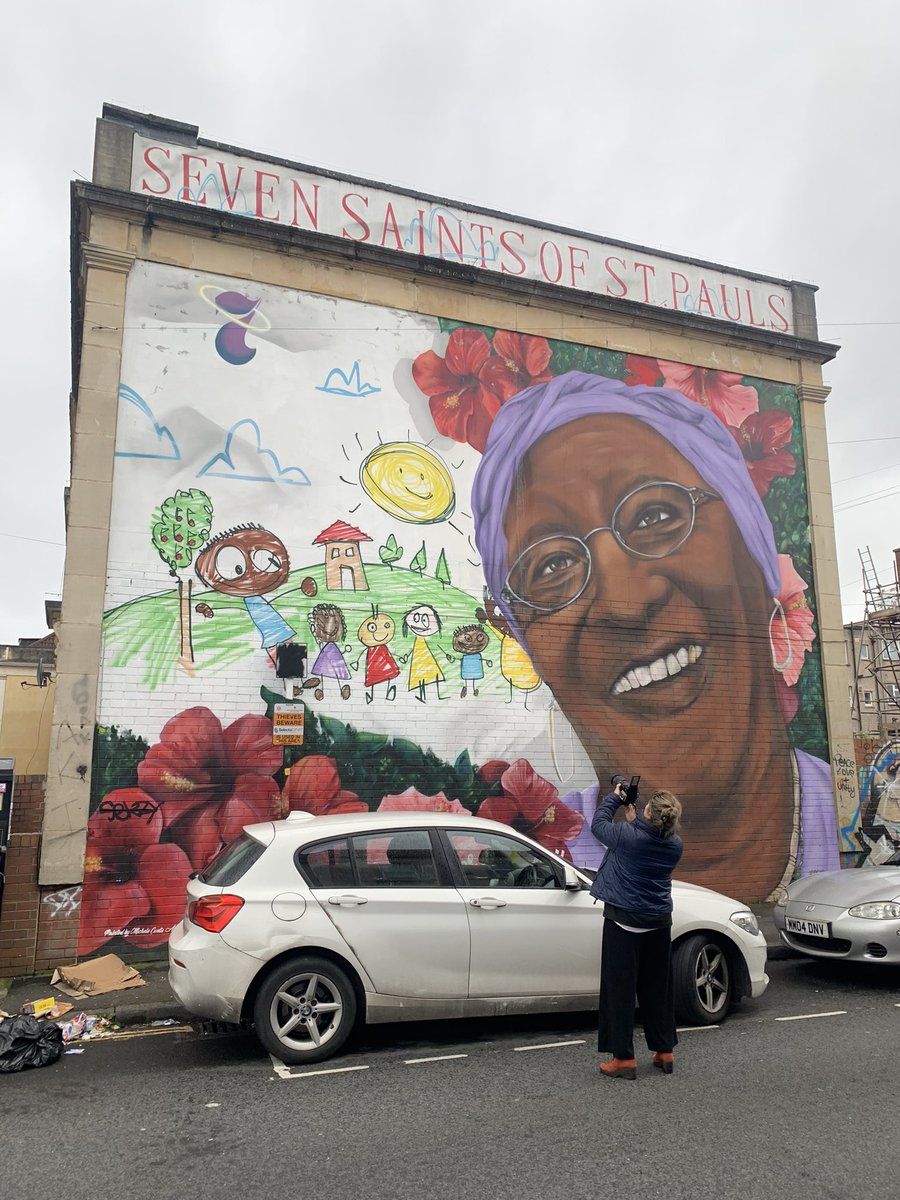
[0,1014,64,1073]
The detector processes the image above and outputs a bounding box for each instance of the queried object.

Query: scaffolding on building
[850,546,900,736]
[852,548,900,858]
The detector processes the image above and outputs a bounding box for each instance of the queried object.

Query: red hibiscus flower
[730,410,796,497]
[412,328,502,452]
[656,361,759,428]
[377,786,467,814]
[478,331,553,402]
[477,759,510,787]
[623,354,664,388]
[137,707,283,866]
[78,793,192,955]
[283,756,366,816]
[477,759,584,859]
[770,554,816,692]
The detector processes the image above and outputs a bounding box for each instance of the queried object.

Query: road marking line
[676,1025,720,1032]
[270,1054,370,1079]
[404,1053,469,1064]
[513,1039,586,1052]
[775,1010,847,1022]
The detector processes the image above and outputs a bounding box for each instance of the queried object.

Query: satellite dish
[36,658,51,688]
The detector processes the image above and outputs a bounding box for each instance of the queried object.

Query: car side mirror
[563,865,583,891]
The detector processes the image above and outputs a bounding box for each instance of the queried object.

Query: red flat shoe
[599,1057,637,1080]
[652,1052,674,1074]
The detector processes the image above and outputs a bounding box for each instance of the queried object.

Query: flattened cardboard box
[51,954,145,999]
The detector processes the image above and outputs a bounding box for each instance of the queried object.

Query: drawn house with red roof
[313,520,372,591]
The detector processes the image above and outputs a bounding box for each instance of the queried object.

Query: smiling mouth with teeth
[611,644,704,696]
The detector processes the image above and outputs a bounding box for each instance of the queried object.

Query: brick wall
[0,775,79,977]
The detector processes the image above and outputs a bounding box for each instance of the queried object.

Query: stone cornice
[797,383,832,403]
[81,243,135,274]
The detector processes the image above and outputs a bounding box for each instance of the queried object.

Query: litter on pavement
[50,954,145,999]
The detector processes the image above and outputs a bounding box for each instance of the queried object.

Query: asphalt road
[3,957,900,1200]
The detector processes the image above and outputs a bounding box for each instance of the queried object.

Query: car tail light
[188,894,244,932]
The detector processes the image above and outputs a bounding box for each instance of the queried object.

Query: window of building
[330,547,340,559]
[861,644,870,660]
[892,685,900,701]
[883,642,900,661]
[863,690,874,704]
[345,547,355,557]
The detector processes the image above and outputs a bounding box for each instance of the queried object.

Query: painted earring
[769,599,793,672]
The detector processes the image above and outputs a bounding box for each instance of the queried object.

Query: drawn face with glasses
[503,481,721,615]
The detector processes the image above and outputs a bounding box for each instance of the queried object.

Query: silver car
[774,852,900,963]
[169,810,768,1065]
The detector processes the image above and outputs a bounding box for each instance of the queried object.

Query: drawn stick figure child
[451,624,492,698]
[355,606,400,703]
[194,525,296,668]
[476,596,541,706]
[402,604,448,703]
[304,603,352,701]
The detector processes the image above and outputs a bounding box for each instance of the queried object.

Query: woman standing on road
[589,780,683,1080]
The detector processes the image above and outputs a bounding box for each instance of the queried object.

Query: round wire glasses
[502,481,722,615]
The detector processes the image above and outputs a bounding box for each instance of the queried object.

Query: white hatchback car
[169,811,768,1063]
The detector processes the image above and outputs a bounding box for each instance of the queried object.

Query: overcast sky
[2,0,897,643]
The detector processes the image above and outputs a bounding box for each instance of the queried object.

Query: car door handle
[327,894,369,906]
[469,896,507,909]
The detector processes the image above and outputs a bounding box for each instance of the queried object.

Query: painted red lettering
[291,181,320,229]
[670,272,689,310]
[568,245,589,287]
[499,230,526,275]
[720,285,742,322]
[380,202,403,250]
[695,279,715,317]
[634,261,656,303]
[604,256,628,297]
[768,293,790,332]
[744,289,766,328]
[181,154,208,204]
[142,146,171,196]
[539,240,563,284]
[342,193,371,241]
[216,162,246,211]
[436,214,464,261]
[255,171,281,221]
[468,221,494,269]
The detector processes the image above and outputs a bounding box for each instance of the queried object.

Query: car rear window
[199,833,266,886]
[297,837,354,887]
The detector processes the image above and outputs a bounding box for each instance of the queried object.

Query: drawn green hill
[102,561,507,694]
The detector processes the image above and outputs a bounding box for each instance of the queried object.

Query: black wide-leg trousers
[597,920,678,1059]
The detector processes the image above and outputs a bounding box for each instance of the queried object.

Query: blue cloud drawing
[198,418,311,486]
[315,361,380,398]
[115,385,181,461]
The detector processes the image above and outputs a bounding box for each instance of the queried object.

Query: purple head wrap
[471,371,781,643]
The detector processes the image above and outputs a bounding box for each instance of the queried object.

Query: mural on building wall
[84,262,840,958]
[851,734,900,864]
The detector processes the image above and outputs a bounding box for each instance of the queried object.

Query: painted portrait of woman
[471,370,839,902]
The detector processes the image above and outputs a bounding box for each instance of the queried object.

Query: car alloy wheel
[254,954,357,1064]
[673,934,732,1025]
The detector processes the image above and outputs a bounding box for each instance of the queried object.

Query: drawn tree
[409,542,427,576]
[435,548,451,589]
[151,488,213,666]
[378,533,403,571]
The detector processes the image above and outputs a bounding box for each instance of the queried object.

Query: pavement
[0,901,790,1029]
